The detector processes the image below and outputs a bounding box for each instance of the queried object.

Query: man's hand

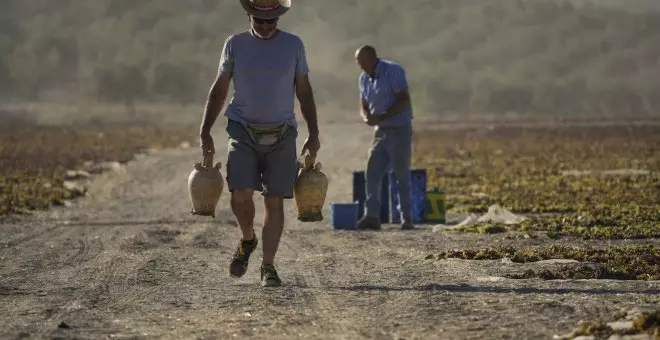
[366,113,383,126]
[360,97,371,124]
[301,133,321,160]
[200,130,215,154]
[360,97,383,126]
[361,111,371,123]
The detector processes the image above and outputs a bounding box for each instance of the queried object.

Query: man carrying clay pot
[199,0,321,287]
[354,45,415,231]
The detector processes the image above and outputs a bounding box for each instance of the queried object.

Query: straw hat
[240,0,291,19]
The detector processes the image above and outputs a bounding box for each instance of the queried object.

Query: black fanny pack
[243,122,290,146]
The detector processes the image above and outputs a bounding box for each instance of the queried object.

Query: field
[413,125,660,283]
[1,117,658,339]
[0,123,196,215]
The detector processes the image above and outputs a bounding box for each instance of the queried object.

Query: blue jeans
[364,125,413,223]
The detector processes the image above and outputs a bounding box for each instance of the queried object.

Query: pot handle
[202,151,214,168]
[300,149,315,170]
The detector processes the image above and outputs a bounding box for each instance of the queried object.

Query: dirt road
[1,121,658,340]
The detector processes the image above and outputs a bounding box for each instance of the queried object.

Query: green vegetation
[0,123,194,215]
[1,0,660,117]
[447,219,660,240]
[426,244,660,280]
[450,223,510,235]
[414,125,659,240]
[557,309,660,339]
[518,215,660,240]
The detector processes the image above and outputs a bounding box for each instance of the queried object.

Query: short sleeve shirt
[359,59,413,127]
[219,30,309,127]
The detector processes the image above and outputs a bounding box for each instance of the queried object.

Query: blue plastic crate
[352,171,389,223]
[390,169,427,224]
[330,202,359,230]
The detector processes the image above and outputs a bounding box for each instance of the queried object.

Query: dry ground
[1,119,658,340]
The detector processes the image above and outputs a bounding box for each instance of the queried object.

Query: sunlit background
[1,0,659,125]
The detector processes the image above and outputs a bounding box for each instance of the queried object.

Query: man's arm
[377,89,410,121]
[294,38,319,137]
[360,96,371,121]
[295,73,319,136]
[200,72,231,135]
[201,36,233,137]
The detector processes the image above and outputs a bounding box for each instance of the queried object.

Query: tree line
[1,0,659,117]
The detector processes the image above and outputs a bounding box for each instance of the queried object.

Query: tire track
[276,227,381,339]
[3,122,657,339]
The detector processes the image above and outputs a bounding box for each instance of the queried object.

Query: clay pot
[188,152,224,218]
[294,151,328,222]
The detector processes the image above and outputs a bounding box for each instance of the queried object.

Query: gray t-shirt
[218,30,309,128]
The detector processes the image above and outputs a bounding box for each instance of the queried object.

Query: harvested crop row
[413,125,659,238]
[426,244,660,280]
[0,123,195,215]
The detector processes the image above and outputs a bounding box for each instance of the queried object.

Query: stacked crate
[353,169,445,225]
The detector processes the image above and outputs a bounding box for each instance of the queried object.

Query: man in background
[199,0,321,287]
[354,45,414,231]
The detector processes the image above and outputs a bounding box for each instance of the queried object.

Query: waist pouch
[244,122,290,146]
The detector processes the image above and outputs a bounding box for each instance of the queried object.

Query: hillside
[559,0,660,12]
[1,0,659,118]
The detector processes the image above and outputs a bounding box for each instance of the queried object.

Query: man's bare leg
[262,195,284,265]
[231,189,255,240]
[260,195,284,287]
[228,188,258,278]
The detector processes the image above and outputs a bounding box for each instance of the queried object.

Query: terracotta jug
[294,151,329,222]
[188,151,224,218]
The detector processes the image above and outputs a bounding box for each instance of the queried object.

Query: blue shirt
[359,59,413,128]
[218,30,309,128]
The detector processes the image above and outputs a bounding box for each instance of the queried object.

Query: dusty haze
[1,0,659,124]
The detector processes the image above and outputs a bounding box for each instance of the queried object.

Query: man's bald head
[355,45,379,75]
[355,45,377,59]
